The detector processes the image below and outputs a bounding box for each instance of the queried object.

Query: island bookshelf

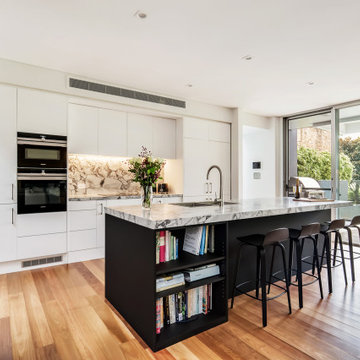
[105,215,228,352]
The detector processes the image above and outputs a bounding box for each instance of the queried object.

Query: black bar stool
[286,223,323,309]
[230,228,291,327]
[342,215,360,282]
[320,219,347,287]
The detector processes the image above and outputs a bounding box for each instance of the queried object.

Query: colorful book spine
[159,231,165,263]
[155,232,160,264]
[156,298,162,334]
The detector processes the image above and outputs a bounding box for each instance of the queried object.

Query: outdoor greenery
[340,137,360,180]
[297,146,354,182]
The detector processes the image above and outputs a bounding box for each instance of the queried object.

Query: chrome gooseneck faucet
[206,165,224,207]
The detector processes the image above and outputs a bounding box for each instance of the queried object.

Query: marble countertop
[104,197,352,230]
[69,193,183,201]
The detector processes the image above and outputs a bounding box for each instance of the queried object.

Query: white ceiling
[1,0,360,116]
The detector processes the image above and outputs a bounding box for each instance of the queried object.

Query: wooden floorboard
[1,258,360,359]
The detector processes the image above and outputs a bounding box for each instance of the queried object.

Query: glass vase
[141,185,153,210]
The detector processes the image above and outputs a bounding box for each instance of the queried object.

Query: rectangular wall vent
[69,78,186,109]
[22,256,63,268]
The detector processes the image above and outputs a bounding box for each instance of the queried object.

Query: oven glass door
[18,179,67,214]
[18,144,67,168]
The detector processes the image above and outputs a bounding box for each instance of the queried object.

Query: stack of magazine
[156,273,185,292]
[183,263,220,282]
[182,225,215,256]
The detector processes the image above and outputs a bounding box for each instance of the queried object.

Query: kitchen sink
[171,201,236,207]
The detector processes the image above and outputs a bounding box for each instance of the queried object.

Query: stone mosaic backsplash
[68,155,141,196]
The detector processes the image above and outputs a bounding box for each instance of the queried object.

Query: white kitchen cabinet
[152,117,176,159]
[127,113,154,157]
[98,109,127,156]
[0,204,17,262]
[68,209,97,231]
[96,200,107,248]
[17,88,67,135]
[209,121,231,143]
[68,104,98,154]
[183,138,209,199]
[0,85,16,204]
[152,196,183,204]
[17,233,67,260]
[17,212,67,237]
[183,118,231,200]
[107,198,140,207]
[68,229,97,252]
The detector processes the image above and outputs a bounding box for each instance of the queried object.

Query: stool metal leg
[260,247,267,327]
[295,239,303,308]
[256,247,261,299]
[312,236,323,299]
[338,231,348,285]
[288,238,294,282]
[333,232,339,266]
[231,243,242,309]
[347,227,356,282]
[278,243,292,314]
[324,233,333,293]
[267,246,276,294]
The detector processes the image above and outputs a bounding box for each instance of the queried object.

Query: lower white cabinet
[96,200,107,248]
[17,233,67,260]
[68,229,97,252]
[0,204,16,262]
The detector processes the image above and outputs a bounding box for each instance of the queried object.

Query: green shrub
[297,146,353,182]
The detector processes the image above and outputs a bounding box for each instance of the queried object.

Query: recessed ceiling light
[307,81,315,86]
[134,11,147,19]
[186,84,193,88]
[242,55,253,61]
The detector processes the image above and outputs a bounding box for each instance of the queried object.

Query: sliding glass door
[335,105,360,218]
[285,110,332,198]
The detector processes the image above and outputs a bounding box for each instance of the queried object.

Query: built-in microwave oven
[17,132,67,169]
[17,169,67,214]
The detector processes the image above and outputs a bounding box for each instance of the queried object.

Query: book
[183,264,220,282]
[156,232,160,264]
[183,226,203,255]
[159,231,166,263]
[204,226,209,254]
[156,273,185,292]
[169,294,176,324]
[208,225,215,253]
[199,226,206,255]
[165,231,170,262]
[156,298,162,334]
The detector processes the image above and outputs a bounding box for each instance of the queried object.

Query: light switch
[253,172,261,180]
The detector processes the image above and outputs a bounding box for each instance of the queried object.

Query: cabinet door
[152,117,176,159]
[127,113,153,157]
[96,200,107,248]
[98,109,127,156]
[68,104,98,154]
[183,118,209,140]
[209,121,231,143]
[0,85,16,204]
[183,138,209,199]
[208,141,231,199]
[18,88,67,135]
[0,205,17,261]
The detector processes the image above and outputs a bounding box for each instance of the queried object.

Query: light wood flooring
[1,259,360,359]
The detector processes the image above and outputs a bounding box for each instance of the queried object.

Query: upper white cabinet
[183,118,231,200]
[153,117,176,159]
[127,113,176,158]
[98,109,127,156]
[0,85,17,204]
[68,104,98,154]
[18,88,67,135]
[127,113,155,157]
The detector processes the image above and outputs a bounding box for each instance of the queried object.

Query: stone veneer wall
[68,155,141,196]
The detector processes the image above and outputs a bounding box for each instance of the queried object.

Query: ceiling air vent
[22,255,63,268]
[69,78,186,109]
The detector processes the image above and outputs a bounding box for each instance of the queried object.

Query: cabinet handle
[11,184,14,201]
[11,208,14,225]
[101,203,104,215]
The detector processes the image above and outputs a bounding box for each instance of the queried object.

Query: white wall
[242,123,277,199]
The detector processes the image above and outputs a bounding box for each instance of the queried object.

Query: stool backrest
[350,215,360,226]
[328,219,345,231]
[264,228,289,246]
[300,223,321,238]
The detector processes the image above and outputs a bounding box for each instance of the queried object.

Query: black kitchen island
[104,198,350,351]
